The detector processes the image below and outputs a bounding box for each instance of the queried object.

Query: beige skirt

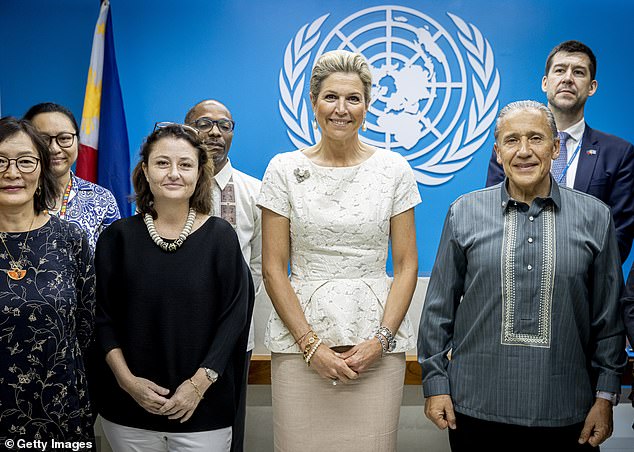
[271,352,405,452]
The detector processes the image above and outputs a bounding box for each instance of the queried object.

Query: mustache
[203,139,225,147]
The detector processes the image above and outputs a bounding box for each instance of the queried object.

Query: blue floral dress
[0,216,95,441]
[54,173,121,251]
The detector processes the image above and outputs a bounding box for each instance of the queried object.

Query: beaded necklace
[58,178,72,219]
[143,208,197,252]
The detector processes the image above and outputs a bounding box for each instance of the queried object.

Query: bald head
[185,99,232,124]
[185,99,234,173]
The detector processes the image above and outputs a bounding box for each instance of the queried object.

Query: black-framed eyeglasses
[41,132,76,149]
[153,121,200,135]
[188,117,235,134]
[0,156,41,174]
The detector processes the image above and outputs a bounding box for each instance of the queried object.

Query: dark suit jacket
[486,124,634,262]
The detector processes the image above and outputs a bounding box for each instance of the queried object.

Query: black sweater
[92,215,254,432]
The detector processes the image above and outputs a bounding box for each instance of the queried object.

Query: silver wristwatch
[204,368,218,384]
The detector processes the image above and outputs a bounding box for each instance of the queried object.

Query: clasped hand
[310,338,383,382]
[124,375,203,423]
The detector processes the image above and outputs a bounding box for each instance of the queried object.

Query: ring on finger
[331,378,338,386]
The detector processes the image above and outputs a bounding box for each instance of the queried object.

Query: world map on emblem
[279,6,500,186]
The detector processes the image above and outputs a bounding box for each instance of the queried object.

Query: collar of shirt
[560,117,586,146]
[500,175,561,212]
[68,171,80,203]
[214,159,234,190]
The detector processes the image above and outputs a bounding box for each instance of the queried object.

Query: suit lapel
[573,125,600,193]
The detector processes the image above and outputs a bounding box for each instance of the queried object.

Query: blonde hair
[310,50,372,106]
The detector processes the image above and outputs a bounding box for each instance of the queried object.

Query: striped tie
[551,131,570,184]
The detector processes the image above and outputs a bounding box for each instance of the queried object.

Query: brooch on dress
[294,168,310,183]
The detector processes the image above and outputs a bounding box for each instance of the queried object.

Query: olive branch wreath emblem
[278,11,500,186]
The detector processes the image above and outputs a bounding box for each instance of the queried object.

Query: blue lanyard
[556,138,583,185]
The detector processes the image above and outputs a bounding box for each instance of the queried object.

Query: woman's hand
[158,379,205,423]
[340,338,383,374]
[309,345,359,383]
[121,376,170,415]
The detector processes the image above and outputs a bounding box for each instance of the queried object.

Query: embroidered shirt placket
[501,204,555,348]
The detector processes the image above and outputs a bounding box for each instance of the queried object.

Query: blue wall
[1,0,633,274]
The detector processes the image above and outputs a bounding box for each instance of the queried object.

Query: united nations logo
[278,6,500,186]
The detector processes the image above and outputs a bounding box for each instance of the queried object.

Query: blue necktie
[551,131,570,184]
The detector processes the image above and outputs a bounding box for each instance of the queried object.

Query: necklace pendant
[8,268,26,280]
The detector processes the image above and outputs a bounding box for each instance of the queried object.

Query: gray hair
[310,50,372,107]
[494,100,558,143]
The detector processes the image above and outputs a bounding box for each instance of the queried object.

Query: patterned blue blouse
[0,216,95,441]
[55,173,121,250]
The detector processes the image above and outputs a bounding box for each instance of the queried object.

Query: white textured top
[258,149,422,353]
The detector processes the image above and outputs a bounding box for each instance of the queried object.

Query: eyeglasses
[41,132,76,149]
[153,122,200,135]
[188,117,235,134]
[0,156,41,174]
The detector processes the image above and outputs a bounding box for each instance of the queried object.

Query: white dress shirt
[213,159,262,351]
[558,117,586,188]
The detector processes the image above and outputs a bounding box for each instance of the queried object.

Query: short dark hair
[132,124,213,218]
[545,40,597,80]
[0,117,59,214]
[23,102,80,135]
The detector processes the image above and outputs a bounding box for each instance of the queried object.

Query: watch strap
[595,391,618,406]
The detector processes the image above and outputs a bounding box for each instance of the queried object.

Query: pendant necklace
[144,208,197,252]
[0,215,36,280]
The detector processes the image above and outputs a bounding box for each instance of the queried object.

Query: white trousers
[101,417,232,452]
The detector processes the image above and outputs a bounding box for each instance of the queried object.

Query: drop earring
[362,119,367,132]
[312,119,318,130]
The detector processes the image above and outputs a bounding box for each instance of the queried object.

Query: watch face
[205,368,218,382]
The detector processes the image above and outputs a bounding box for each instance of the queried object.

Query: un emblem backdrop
[2,0,633,273]
[279,6,499,187]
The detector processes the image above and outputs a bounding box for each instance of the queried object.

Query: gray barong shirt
[419,179,626,427]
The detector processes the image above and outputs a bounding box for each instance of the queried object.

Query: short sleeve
[391,154,422,216]
[257,154,291,218]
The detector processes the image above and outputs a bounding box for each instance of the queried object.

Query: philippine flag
[77,0,131,217]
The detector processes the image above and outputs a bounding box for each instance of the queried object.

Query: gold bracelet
[304,338,322,366]
[188,378,204,400]
[302,332,319,359]
[295,329,314,346]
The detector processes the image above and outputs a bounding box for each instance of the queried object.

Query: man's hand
[578,398,613,447]
[424,394,457,430]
